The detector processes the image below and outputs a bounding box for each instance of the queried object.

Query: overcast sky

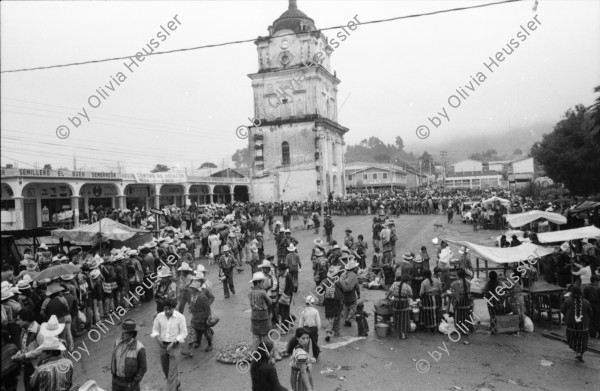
[1,0,599,173]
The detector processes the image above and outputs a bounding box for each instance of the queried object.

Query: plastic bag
[78,310,87,324]
[522,315,534,332]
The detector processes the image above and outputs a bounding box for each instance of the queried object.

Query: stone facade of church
[248,0,348,202]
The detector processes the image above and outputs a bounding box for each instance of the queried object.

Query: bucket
[376,323,389,338]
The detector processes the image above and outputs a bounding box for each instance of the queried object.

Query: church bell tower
[247,0,349,202]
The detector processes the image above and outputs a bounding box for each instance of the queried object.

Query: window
[332,142,336,164]
[282,142,290,166]
[363,174,368,180]
[383,173,388,179]
[347,175,353,181]
[372,173,378,180]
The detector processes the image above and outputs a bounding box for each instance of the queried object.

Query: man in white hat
[40,284,75,352]
[177,243,194,269]
[247,244,260,274]
[285,243,301,293]
[313,248,329,287]
[248,272,272,347]
[155,267,177,314]
[226,231,242,273]
[218,245,236,298]
[176,262,194,301]
[29,335,73,391]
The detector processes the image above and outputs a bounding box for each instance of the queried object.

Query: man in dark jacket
[111,319,147,391]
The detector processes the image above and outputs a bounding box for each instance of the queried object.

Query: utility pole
[73,154,77,172]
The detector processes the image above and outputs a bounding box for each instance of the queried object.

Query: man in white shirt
[151,298,187,391]
[299,295,322,360]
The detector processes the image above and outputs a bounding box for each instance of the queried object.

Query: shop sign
[133,172,187,184]
[0,167,120,179]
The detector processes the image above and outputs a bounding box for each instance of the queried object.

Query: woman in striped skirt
[387,274,412,339]
[287,327,314,391]
[450,268,474,335]
[561,286,593,362]
[420,269,442,332]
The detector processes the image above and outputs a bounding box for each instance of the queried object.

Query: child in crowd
[372,247,383,269]
[355,301,369,337]
[356,235,368,269]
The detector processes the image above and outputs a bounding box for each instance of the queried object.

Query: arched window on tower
[282,142,290,166]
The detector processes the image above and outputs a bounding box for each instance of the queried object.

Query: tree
[419,151,433,169]
[151,164,170,173]
[513,148,523,156]
[43,164,52,170]
[199,162,217,169]
[231,147,250,169]
[395,136,404,151]
[469,149,498,161]
[531,104,600,195]
[585,85,600,146]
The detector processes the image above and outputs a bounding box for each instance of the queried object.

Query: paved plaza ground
[62,213,599,391]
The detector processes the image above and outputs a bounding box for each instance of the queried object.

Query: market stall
[504,210,567,230]
[51,217,153,248]
[536,225,600,243]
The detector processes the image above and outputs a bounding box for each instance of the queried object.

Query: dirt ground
[41,213,598,391]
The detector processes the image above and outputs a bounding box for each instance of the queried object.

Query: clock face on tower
[279,39,289,50]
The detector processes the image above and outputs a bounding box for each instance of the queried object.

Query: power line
[1,0,525,74]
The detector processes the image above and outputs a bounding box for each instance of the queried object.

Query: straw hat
[191,271,205,281]
[345,259,359,270]
[287,244,296,252]
[46,283,65,296]
[259,260,271,269]
[39,315,65,337]
[413,255,424,263]
[284,229,291,234]
[78,380,106,391]
[432,238,439,245]
[313,238,324,247]
[250,272,266,283]
[402,253,414,261]
[177,262,193,272]
[90,269,101,280]
[458,246,469,255]
[327,266,340,279]
[256,232,263,237]
[314,248,324,257]
[345,228,352,233]
[1,288,14,301]
[196,264,206,273]
[157,266,172,278]
[250,245,258,253]
[35,335,66,352]
[305,295,316,305]
[129,250,139,257]
[17,279,31,290]
[61,274,75,281]
[222,245,231,252]
[39,243,49,250]
[333,244,340,250]
[178,243,188,251]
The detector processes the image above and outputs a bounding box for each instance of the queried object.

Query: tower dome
[270,0,316,34]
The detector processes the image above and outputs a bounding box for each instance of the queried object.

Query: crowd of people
[2,189,600,391]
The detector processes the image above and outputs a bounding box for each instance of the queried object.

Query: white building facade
[247,0,348,202]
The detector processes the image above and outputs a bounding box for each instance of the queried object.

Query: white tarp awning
[52,218,144,242]
[482,196,511,208]
[504,210,567,228]
[443,239,556,264]
[536,226,600,243]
